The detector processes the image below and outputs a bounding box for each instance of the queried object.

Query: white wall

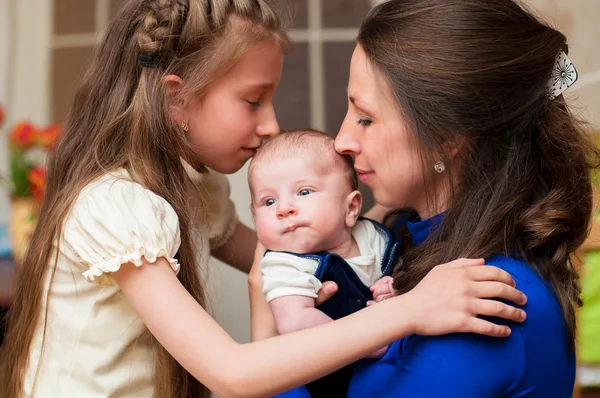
[0,0,13,224]
[0,0,52,222]
[208,164,253,343]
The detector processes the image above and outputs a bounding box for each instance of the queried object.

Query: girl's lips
[242,147,259,156]
[357,171,374,185]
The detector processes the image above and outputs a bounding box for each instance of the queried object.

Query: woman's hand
[248,241,267,291]
[248,242,338,341]
[249,242,338,305]
[406,258,527,337]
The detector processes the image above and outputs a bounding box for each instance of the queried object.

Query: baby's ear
[345,190,363,228]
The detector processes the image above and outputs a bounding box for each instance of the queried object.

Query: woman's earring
[180,120,189,132]
[434,161,445,173]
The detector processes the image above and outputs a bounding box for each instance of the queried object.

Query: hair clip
[138,54,160,68]
[547,50,577,100]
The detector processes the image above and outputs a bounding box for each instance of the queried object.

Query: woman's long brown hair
[360,0,599,348]
[0,1,289,397]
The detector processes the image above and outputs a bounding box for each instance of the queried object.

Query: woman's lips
[356,169,375,184]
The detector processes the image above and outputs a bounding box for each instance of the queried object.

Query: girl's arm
[114,257,527,398]
[212,221,257,274]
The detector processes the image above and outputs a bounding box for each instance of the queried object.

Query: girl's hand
[406,258,527,338]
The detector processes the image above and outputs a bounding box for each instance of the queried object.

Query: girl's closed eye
[248,100,261,108]
[357,118,372,127]
[298,189,313,196]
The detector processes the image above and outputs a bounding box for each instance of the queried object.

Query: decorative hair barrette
[547,50,577,100]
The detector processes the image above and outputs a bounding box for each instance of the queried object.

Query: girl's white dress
[22,168,237,397]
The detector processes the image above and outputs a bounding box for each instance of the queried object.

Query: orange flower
[10,122,36,148]
[28,166,47,203]
[37,124,61,149]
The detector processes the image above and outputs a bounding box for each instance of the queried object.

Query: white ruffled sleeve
[260,252,323,302]
[62,176,181,285]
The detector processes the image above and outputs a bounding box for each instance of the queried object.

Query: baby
[249,129,399,375]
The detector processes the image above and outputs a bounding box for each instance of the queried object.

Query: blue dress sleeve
[350,331,526,398]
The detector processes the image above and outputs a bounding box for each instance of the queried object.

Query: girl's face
[334,44,430,216]
[184,41,284,174]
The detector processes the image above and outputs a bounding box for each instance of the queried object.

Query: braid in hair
[135,0,189,68]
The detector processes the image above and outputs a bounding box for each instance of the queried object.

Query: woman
[259,0,598,396]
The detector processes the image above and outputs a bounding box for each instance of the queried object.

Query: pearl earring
[180,120,189,132]
[434,161,445,173]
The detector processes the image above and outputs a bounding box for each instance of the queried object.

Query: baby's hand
[367,345,389,359]
[368,276,394,306]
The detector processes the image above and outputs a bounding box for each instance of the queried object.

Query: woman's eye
[248,100,260,108]
[264,198,276,207]
[357,118,372,127]
[298,189,312,196]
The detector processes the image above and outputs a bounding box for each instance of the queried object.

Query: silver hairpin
[547,50,577,100]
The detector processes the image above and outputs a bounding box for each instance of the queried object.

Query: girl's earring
[434,161,445,173]
[180,120,189,132]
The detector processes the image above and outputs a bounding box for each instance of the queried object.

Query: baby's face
[250,154,354,254]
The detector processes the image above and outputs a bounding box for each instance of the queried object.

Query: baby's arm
[270,295,333,335]
[260,251,327,335]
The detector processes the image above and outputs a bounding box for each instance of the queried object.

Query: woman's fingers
[315,282,338,307]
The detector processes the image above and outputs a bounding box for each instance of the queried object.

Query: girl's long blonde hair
[0,1,289,397]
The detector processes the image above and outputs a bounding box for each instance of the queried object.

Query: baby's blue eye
[265,198,276,207]
[298,189,312,196]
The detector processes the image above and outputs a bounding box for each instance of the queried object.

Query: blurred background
[0,0,598,396]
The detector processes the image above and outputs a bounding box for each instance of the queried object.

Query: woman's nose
[335,117,361,156]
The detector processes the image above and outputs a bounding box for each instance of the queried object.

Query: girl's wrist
[370,293,417,341]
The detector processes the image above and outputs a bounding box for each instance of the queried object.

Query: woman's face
[335,44,429,216]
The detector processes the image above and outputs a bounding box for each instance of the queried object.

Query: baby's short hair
[249,128,358,192]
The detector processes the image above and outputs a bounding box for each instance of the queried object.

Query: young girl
[0,1,528,397]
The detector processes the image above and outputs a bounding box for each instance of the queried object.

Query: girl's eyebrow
[244,81,275,90]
